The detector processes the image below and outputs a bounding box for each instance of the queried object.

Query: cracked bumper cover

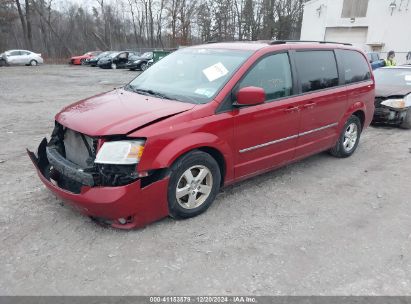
[27,138,169,229]
[373,106,408,125]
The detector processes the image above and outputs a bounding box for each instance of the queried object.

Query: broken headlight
[381,95,411,109]
[95,140,145,165]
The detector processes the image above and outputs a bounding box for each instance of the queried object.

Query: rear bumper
[27,139,169,229]
[373,106,408,125]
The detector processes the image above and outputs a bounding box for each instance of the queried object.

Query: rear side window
[238,52,293,101]
[295,51,339,93]
[340,50,371,84]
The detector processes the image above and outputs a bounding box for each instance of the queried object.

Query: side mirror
[235,86,266,106]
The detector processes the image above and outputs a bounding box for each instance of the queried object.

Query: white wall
[301,0,411,64]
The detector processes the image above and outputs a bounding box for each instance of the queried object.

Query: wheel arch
[352,109,365,129]
[142,132,233,185]
[341,101,367,130]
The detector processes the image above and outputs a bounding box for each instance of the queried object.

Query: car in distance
[126,51,153,71]
[98,51,139,69]
[372,66,411,128]
[1,50,44,66]
[87,51,114,66]
[28,41,375,229]
[70,51,101,65]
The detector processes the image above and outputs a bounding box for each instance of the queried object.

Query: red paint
[70,51,101,65]
[32,42,375,229]
[236,86,266,106]
[29,153,169,229]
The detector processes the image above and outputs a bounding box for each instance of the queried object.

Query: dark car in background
[88,51,116,67]
[98,51,138,69]
[373,66,411,128]
[126,51,153,71]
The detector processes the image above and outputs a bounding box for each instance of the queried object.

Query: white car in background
[0,50,44,66]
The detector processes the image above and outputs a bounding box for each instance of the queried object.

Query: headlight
[134,60,141,64]
[381,95,411,109]
[95,140,145,165]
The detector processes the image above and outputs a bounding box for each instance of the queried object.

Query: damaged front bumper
[27,138,170,229]
[373,106,408,125]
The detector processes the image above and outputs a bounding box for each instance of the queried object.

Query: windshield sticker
[202,62,229,82]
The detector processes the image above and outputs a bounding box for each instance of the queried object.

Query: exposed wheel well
[196,147,226,187]
[352,110,365,130]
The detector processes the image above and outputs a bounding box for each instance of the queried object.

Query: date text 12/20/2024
[149,296,257,303]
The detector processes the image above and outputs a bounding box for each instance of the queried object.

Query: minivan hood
[376,85,411,98]
[56,89,195,136]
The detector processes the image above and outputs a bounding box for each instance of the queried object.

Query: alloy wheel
[176,165,213,209]
[343,122,358,152]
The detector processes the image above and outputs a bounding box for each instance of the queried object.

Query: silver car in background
[0,50,44,66]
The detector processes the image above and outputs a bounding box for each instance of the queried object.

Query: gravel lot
[1,65,411,296]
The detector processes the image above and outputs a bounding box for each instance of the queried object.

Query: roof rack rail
[269,40,352,46]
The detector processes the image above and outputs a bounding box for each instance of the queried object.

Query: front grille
[46,122,139,190]
[63,129,96,168]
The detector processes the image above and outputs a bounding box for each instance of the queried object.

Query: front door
[7,51,22,64]
[233,52,301,180]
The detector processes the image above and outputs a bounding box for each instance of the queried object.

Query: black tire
[330,115,362,158]
[140,62,147,71]
[400,108,411,129]
[167,150,221,219]
[80,59,86,65]
[29,60,38,66]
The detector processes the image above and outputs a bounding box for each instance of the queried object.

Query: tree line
[0,0,306,59]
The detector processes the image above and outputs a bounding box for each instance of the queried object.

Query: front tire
[168,151,221,219]
[29,60,38,66]
[330,115,362,158]
[140,62,147,71]
[400,108,411,129]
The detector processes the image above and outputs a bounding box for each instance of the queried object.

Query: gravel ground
[1,65,411,296]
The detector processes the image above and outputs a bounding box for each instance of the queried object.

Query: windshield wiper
[128,86,173,100]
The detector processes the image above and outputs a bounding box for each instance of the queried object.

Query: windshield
[129,55,139,61]
[374,68,411,86]
[142,52,152,58]
[97,51,110,58]
[109,52,119,58]
[126,48,253,103]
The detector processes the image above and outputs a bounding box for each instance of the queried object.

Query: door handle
[302,102,316,109]
[284,106,300,113]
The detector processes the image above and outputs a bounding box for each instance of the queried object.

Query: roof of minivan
[190,41,358,52]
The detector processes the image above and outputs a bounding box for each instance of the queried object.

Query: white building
[300,0,411,64]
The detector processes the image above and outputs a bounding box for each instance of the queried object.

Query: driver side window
[238,53,293,102]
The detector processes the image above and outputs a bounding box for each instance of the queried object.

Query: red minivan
[28,41,375,229]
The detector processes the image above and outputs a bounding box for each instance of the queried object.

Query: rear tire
[80,59,86,65]
[29,60,38,66]
[400,108,411,129]
[167,151,221,219]
[111,63,117,69]
[330,115,362,158]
